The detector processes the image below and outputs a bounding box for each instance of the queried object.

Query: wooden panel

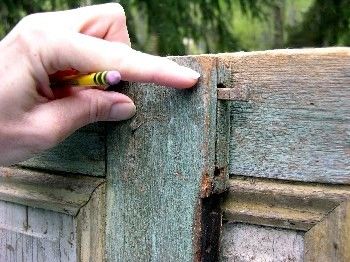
[0,201,76,262]
[19,123,106,177]
[304,200,350,262]
[222,176,350,231]
[221,223,304,262]
[76,183,106,262]
[0,167,105,215]
[106,56,218,261]
[0,172,106,262]
[217,48,350,183]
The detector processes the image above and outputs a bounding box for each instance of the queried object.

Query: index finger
[41,32,200,88]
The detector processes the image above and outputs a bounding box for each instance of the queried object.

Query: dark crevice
[200,194,224,262]
[217,83,225,89]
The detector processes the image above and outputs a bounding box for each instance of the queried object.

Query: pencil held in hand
[51,71,121,89]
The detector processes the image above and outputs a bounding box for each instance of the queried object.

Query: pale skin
[0,3,200,166]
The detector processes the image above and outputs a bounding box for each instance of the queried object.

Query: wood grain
[106,56,218,261]
[0,167,105,215]
[217,48,350,183]
[0,170,106,261]
[222,176,350,231]
[19,123,106,177]
[221,223,304,262]
[76,183,106,262]
[304,200,350,262]
[3,48,348,261]
[0,200,77,262]
[211,99,230,195]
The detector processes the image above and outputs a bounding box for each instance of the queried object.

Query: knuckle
[17,13,44,31]
[83,90,111,123]
[18,14,36,27]
[107,3,127,22]
[11,22,47,55]
[11,30,35,55]
[14,29,33,43]
[111,3,126,14]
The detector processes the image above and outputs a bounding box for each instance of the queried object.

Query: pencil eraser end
[106,71,121,85]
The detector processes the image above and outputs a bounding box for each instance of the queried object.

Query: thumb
[30,89,135,147]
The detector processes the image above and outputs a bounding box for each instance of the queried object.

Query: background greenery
[1,0,349,55]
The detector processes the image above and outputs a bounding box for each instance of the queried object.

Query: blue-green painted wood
[106,56,218,261]
[19,123,106,176]
[217,48,350,184]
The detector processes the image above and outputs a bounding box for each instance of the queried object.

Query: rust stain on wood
[200,167,228,198]
[200,172,213,198]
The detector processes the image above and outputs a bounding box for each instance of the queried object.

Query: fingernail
[109,102,136,121]
[180,66,201,79]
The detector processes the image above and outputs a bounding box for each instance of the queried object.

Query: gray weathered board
[221,223,304,262]
[217,48,350,184]
[19,123,106,177]
[106,55,220,261]
[0,200,76,262]
[221,175,350,261]
[0,167,106,262]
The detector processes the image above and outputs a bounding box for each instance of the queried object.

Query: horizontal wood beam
[0,167,105,216]
[222,176,350,231]
[216,47,350,184]
[19,123,106,177]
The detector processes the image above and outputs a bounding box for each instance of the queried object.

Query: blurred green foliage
[0,0,349,55]
[287,0,350,47]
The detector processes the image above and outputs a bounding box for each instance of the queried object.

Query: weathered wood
[2,48,348,261]
[217,87,249,101]
[304,200,350,262]
[222,176,350,231]
[106,56,219,261]
[0,200,77,261]
[0,175,106,261]
[211,99,230,195]
[217,48,350,183]
[19,123,106,177]
[76,183,106,262]
[221,223,304,262]
[0,167,105,215]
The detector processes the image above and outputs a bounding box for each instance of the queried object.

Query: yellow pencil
[51,71,121,88]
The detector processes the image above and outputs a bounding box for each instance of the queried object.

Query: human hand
[0,3,200,166]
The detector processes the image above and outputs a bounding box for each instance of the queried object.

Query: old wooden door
[0,47,349,261]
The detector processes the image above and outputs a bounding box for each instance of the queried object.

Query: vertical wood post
[106,56,218,261]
